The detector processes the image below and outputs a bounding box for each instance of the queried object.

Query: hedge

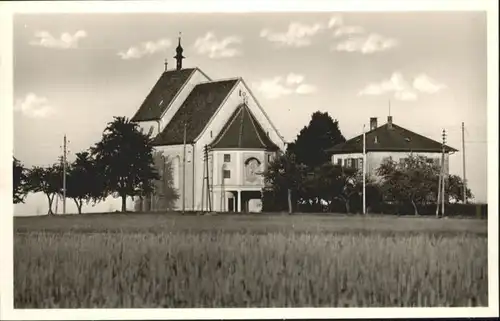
[261,189,487,219]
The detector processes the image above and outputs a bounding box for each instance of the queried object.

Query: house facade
[327,116,458,178]
[131,37,286,213]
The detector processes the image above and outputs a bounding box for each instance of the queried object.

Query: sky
[12,11,488,215]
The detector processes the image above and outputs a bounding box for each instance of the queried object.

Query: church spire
[174,32,185,70]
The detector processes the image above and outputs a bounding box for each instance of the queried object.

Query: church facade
[131,37,286,213]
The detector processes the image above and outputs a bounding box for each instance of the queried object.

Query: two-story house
[326,116,458,177]
[131,37,286,213]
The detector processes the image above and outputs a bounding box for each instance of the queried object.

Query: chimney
[164,59,168,72]
[370,117,378,131]
[387,116,393,130]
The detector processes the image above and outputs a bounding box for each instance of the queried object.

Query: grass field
[14,213,488,308]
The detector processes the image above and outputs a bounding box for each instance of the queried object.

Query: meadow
[14,213,488,308]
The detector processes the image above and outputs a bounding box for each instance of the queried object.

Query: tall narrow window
[337,158,342,166]
[223,170,231,179]
[224,154,231,162]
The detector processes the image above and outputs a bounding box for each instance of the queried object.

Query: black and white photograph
[1,0,498,319]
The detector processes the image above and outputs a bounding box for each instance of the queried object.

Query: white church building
[131,37,286,213]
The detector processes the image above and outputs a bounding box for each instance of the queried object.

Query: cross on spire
[174,31,185,70]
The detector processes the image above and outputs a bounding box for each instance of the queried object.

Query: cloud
[333,25,365,38]
[413,74,447,93]
[260,22,325,47]
[14,93,55,118]
[118,38,172,60]
[296,84,318,95]
[358,72,446,101]
[259,15,344,48]
[286,73,304,85]
[394,90,418,101]
[30,30,87,49]
[327,15,343,29]
[253,73,317,99]
[334,33,398,54]
[358,72,417,101]
[193,32,242,59]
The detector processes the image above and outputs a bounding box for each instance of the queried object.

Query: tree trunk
[287,188,293,215]
[411,200,419,216]
[121,194,127,212]
[46,193,54,215]
[345,200,350,214]
[73,199,83,214]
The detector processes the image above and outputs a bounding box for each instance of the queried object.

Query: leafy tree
[377,154,440,215]
[13,157,29,204]
[27,164,63,215]
[135,151,179,212]
[287,111,346,168]
[66,151,106,214]
[262,151,307,214]
[446,174,473,203]
[91,117,159,212]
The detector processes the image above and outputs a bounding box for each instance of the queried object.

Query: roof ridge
[195,77,241,86]
[211,105,244,147]
[193,78,240,142]
[244,104,267,148]
[240,78,286,146]
[158,68,197,120]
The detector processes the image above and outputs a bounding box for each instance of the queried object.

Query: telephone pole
[462,122,467,203]
[441,130,446,216]
[362,124,366,215]
[63,134,67,215]
[436,129,446,217]
[182,122,187,214]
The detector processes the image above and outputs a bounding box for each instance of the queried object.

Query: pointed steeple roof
[210,104,279,151]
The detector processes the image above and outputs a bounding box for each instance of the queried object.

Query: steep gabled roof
[131,68,196,122]
[210,104,280,151]
[153,79,239,146]
[326,123,458,154]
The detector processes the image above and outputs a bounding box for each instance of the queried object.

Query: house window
[223,170,231,179]
[344,159,349,167]
[224,154,231,162]
[358,157,363,170]
[337,158,342,166]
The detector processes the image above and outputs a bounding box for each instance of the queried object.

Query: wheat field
[14,214,488,308]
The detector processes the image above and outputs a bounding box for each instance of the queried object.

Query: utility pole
[182,122,187,214]
[63,134,67,215]
[462,122,467,203]
[221,163,226,212]
[362,124,366,215]
[205,145,212,212]
[442,129,447,216]
[436,129,446,217]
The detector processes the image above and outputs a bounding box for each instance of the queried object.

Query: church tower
[174,33,185,70]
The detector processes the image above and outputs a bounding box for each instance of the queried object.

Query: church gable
[152,79,238,146]
[131,68,196,122]
[210,103,279,151]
